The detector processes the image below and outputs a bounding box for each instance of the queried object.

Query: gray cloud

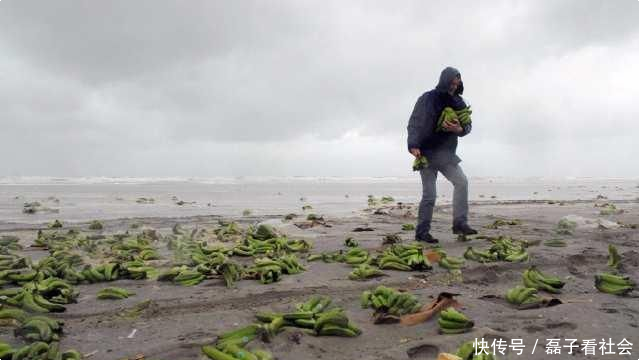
[0,0,637,177]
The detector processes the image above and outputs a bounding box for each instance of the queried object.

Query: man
[406,66,477,243]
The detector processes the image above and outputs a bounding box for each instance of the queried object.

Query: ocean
[0,176,637,223]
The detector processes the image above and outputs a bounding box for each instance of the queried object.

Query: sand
[0,198,637,360]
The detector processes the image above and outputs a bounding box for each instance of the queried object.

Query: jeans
[415,163,469,240]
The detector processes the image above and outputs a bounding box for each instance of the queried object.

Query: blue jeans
[415,163,469,239]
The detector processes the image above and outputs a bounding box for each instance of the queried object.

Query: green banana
[283,312,314,321]
[522,267,564,293]
[595,273,634,295]
[97,287,135,299]
[607,244,621,269]
[440,307,472,324]
[20,319,54,342]
[456,340,476,359]
[61,349,83,359]
[33,293,66,312]
[412,155,429,171]
[0,307,27,323]
[202,345,235,360]
[21,292,50,313]
[314,309,349,331]
[318,325,358,337]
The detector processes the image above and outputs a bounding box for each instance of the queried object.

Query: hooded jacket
[406,67,472,168]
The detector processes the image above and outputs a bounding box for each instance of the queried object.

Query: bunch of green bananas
[294,295,333,315]
[522,267,565,293]
[203,323,273,360]
[344,247,369,265]
[214,221,243,239]
[14,314,64,342]
[231,244,255,257]
[0,235,22,251]
[156,265,188,282]
[505,286,541,306]
[251,224,278,241]
[96,287,135,300]
[251,258,283,284]
[456,340,495,360]
[314,308,361,337]
[120,260,156,280]
[217,261,244,288]
[80,263,121,282]
[438,307,474,334]
[488,236,529,262]
[344,237,359,248]
[256,295,332,329]
[376,244,431,271]
[284,239,312,253]
[607,244,621,269]
[138,249,159,260]
[1,341,82,360]
[32,277,77,304]
[349,264,386,280]
[203,296,359,359]
[275,254,305,275]
[595,273,634,296]
[463,247,498,263]
[436,106,472,132]
[412,156,429,171]
[172,268,206,286]
[361,286,421,316]
[439,256,466,270]
[3,269,37,285]
[258,296,361,337]
[4,289,67,313]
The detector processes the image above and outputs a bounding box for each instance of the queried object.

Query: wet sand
[0,198,637,359]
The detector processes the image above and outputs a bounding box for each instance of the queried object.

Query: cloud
[0,0,637,177]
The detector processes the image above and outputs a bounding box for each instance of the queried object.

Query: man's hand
[409,148,421,158]
[443,119,463,134]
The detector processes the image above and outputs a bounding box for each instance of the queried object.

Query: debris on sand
[555,218,577,235]
[48,220,63,229]
[88,220,104,230]
[352,226,374,232]
[382,233,401,245]
[543,239,567,247]
[483,218,521,229]
[283,213,297,220]
[596,202,623,215]
[23,201,59,214]
[135,197,155,204]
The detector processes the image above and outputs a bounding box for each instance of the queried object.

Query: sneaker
[417,233,439,243]
[452,224,478,235]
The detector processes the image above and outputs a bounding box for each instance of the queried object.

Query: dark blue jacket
[407,67,472,168]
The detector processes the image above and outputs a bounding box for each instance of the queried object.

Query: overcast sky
[0,0,638,178]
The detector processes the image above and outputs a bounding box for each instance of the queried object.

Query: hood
[435,66,463,95]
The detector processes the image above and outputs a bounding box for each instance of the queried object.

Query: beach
[0,177,637,359]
